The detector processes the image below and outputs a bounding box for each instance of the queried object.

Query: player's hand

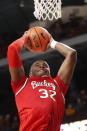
[47,36,54,50]
[23,31,30,49]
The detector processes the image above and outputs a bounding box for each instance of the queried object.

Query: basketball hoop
[33,0,62,21]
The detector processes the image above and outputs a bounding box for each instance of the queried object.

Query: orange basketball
[26,27,51,53]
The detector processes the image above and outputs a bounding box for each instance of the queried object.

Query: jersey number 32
[39,89,56,102]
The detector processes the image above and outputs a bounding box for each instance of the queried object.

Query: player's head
[29,60,50,77]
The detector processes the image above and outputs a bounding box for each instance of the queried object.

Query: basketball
[25,27,51,53]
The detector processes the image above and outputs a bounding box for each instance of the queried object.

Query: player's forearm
[50,38,77,58]
[9,35,28,52]
[55,42,76,58]
[7,35,28,68]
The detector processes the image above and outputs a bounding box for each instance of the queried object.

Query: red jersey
[11,74,69,131]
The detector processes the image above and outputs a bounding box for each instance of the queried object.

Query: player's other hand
[46,36,54,50]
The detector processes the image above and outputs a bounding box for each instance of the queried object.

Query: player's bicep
[9,66,25,82]
[58,52,77,85]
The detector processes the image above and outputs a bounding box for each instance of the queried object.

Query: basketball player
[7,31,77,131]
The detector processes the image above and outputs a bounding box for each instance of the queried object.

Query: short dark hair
[29,59,50,73]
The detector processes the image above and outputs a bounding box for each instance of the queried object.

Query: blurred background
[0,0,87,130]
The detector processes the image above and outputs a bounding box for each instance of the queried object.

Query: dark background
[0,0,87,34]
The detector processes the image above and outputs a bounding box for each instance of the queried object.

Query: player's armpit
[58,51,77,85]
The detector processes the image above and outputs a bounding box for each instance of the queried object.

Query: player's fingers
[46,44,50,50]
[46,36,53,50]
[24,31,29,38]
[49,37,54,47]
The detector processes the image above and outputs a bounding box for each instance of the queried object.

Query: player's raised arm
[49,38,77,85]
[7,34,28,82]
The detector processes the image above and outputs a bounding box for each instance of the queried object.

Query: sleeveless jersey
[11,74,69,131]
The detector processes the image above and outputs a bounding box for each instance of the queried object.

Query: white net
[33,0,62,21]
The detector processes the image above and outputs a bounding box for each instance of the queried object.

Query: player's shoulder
[11,74,28,94]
